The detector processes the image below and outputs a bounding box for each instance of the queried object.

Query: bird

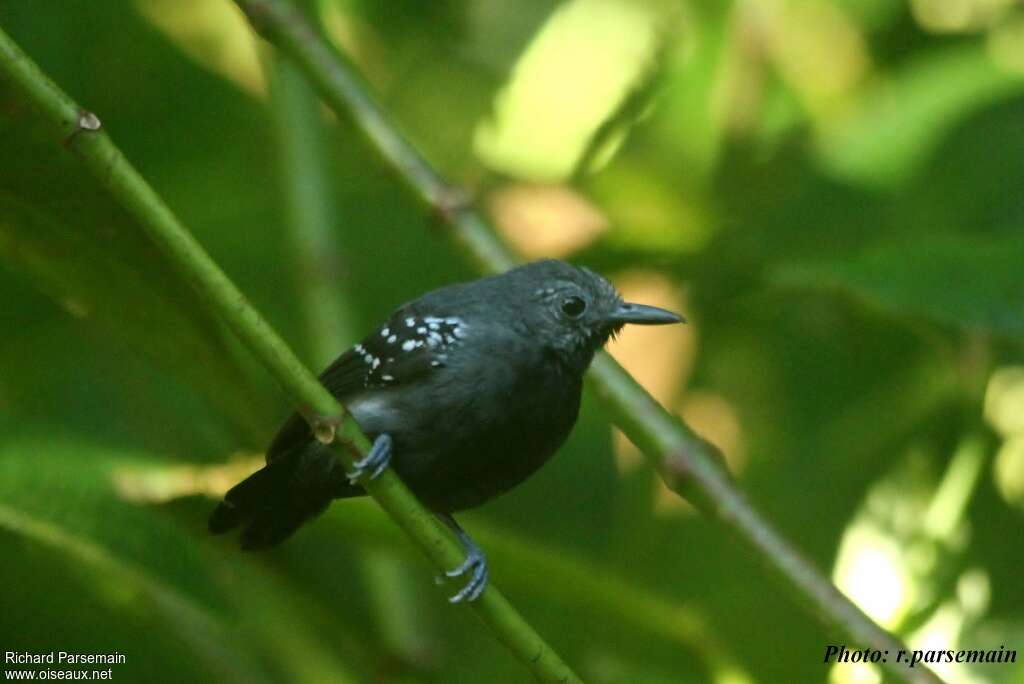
[209,259,684,602]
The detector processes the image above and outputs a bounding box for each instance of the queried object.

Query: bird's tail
[209,446,360,550]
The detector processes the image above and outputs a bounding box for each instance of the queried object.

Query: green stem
[268,1,433,661]
[227,2,947,683]
[922,430,988,540]
[0,23,581,684]
[326,503,753,684]
[270,51,356,362]
[234,0,518,276]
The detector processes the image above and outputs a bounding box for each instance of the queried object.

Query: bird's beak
[606,302,686,326]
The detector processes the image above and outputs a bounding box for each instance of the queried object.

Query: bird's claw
[443,545,488,603]
[346,434,392,484]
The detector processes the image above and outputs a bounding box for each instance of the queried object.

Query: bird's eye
[561,296,587,318]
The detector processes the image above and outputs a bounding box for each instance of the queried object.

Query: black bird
[210,259,684,601]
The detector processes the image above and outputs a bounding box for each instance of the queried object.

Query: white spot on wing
[348,396,393,424]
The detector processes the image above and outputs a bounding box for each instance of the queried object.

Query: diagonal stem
[0,22,581,684]
[226,1,947,683]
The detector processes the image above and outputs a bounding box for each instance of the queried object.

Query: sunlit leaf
[474,0,669,181]
[818,46,1024,187]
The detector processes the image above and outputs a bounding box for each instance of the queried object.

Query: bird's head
[510,260,685,374]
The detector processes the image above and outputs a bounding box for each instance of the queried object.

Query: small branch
[0,23,581,684]
[233,0,518,277]
[228,2,947,683]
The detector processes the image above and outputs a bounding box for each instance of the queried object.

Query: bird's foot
[435,514,488,603]
[346,433,392,484]
[444,543,488,603]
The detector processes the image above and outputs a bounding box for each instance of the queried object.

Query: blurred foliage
[1,0,1022,682]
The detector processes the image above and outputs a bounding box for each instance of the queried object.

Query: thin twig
[0,23,582,684]
[228,2,948,683]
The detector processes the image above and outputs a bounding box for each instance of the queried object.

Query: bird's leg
[436,513,488,603]
[346,433,392,484]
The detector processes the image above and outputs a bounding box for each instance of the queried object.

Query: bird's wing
[266,308,466,462]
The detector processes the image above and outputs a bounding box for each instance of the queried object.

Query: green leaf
[0,437,364,683]
[0,506,267,684]
[818,46,1024,187]
[0,94,270,446]
[473,0,670,181]
[772,235,1024,339]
